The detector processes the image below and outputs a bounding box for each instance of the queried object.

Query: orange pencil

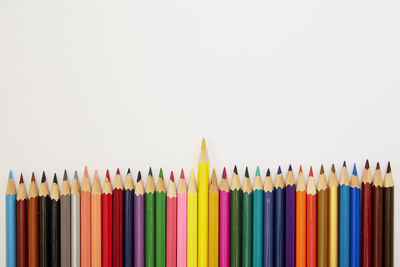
[91,170,102,267]
[81,166,91,267]
[296,166,306,267]
[306,167,317,267]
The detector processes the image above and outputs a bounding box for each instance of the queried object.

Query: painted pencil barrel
[252,189,263,267]
[230,189,241,267]
[285,185,295,267]
[61,195,71,267]
[166,196,177,267]
[7,194,17,267]
[339,184,350,267]
[350,187,360,267]
[124,189,134,267]
[208,190,218,267]
[50,199,60,267]
[134,194,145,267]
[275,187,285,267]
[241,191,252,267]
[317,189,328,267]
[372,185,383,267]
[145,192,155,267]
[187,192,197,267]
[296,191,306,267]
[219,190,230,267]
[177,193,187,267]
[382,186,393,267]
[39,196,49,267]
[155,191,166,267]
[263,190,274,267]
[328,185,338,267]
[361,182,372,267]
[71,194,80,267]
[17,198,28,267]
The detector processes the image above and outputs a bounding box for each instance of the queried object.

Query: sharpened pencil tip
[74,171,78,180]
[331,164,336,173]
[256,166,260,177]
[387,161,391,173]
[201,138,206,149]
[212,168,216,179]
[53,173,57,184]
[148,167,153,177]
[320,165,325,174]
[31,172,35,182]
[309,167,314,177]
[137,171,142,182]
[180,169,185,179]
[222,167,227,179]
[343,161,347,167]
[63,170,68,180]
[170,171,174,182]
[106,170,110,181]
[116,168,120,175]
[376,162,380,170]
[233,165,238,175]
[159,168,163,179]
[41,172,46,183]
[299,165,303,174]
[9,170,13,179]
[245,166,249,178]
[277,166,282,175]
[190,169,195,180]
[19,174,23,184]
[266,168,271,177]
[84,166,88,177]
[288,165,292,171]
[365,160,370,169]
[127,168,131,174]
[352,164,357,176]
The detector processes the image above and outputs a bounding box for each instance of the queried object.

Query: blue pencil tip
[277,166,282,175]
[352,164,357,176]
[9,170,13,179]
[343,161,346,167]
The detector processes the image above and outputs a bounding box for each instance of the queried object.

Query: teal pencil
[252,167,263,267]
[6,171,17,267]
[339,162,350,267]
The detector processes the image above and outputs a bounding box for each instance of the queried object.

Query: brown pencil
[317,165,328,267]
[372,163,383,267]
[28,173,39,267]
[382,162,393,267]
[17,174,28,267]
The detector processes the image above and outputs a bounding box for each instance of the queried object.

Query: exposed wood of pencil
[28,174,39,267]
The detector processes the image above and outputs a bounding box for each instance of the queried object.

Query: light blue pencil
[6,170,17,267]
[339,162,350,267]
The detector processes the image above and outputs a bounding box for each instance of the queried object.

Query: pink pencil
[219,167,230,267]
[166,171,177,267]
[177,169,188,267]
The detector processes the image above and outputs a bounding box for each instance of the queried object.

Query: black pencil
[39,172,50,267]
[50,174,60,267]
[382,162,393,267]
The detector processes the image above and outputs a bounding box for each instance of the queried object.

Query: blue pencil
[274,166,285,267]
[263,169,274,267]
[350,164,360,267]
[252,167,263,267]
[124,169,135,267]
[339,162,350,267]
[6,170,16,267]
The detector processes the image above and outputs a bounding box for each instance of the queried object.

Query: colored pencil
[28,173,39,267]
[275,166,285,267]
[7,171,17,267]
[252,167,263,267]
[135,171,145,267]
[71,172,80,267]
[17,174,27,267]
[372,163,383,267]
[50,174,60,267]
[242,167,252,267]
[177,169,188,267]
[166,171,177,267]
[382,162,393,267]
[219,167,230,267]
[230,166,242,267]
[145,168,156,267]
[317,165,328,267]
[113,169,124,267]
[263,169,274,267]
[61,171,71,267]
[296,166,306,267]
[306,167,317,267]
[39,172,49,267]
[102,170,112,267]
[156,168,166,267]
[92,170,102,267]
[361,160,372,267]
[124,169,135,267]
[81,167,91,267]
[350,164,360,267]
[285,165,295,267]
[339,162,350,267]
[198,139,209,267]
[328,164,338,267]
[209,169,219,267]
[187,169,198,267]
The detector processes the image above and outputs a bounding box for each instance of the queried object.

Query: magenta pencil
[166,172,177,267]
[177,169,187,267]
[219,167,230,267]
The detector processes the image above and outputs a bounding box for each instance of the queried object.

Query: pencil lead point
[180,169,185,179]
[84,166,88,177]
[256,166,260,177]
[201,138,206,149]
[106,170,110,181]
[331,164,336,173]
[222,167,227,179]
[320,165,325,174]
[288,164,292,171]
[376,162,380,170]
[74,171,78,179]
[277,166,282,175]
[245,166,249,178]
[148,167,153,177]
[137,171,142,182]
[190,169,195,180]
[159,168,164,179]
[309,167,314,177]
[9,170,13,179]
[116,168,120,175]
[387,161,391,173]
[53,173,57,184]
[233,165,238,175]
[170,171,174,182]
[41,172,46,183]
[299,165,303,174]
[365,160,370,169]
[343,161,347,167]
[352,164,357,176]
[31,172,35,182]
[266,168,271,177]
[63,170,68,180]
[212,169,216,179]
[127,168,131,174]
[19,174,23,184]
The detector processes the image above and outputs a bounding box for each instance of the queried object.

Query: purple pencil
[285,165,296,267]
[134,171,145,267]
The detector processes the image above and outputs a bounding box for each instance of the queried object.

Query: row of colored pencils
[5,161,394,266]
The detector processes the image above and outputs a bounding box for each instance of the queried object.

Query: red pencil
[306,167,317,267]
[361,160,372,267]
[102,170,113,267]
[112,169,124,267]
[17,174,28,267]
[166,171,177,267]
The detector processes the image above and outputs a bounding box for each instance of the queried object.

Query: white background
[1,0,399,264]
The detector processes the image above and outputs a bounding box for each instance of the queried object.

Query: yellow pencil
[208,169,219,267]
[198,139,209,267]
[187,169,198,267]
[328,164,338,267]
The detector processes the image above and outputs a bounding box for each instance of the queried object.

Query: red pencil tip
[170,171,174,182]
[365,160,370,169]
[106,169,110,180]
[19,174,23,184]
[31,172,35,182]
[116,168,120,175]
[309,167,314,177]
[299,165,303,174]
[376,162,380,170]
[84,166,88,177]
[180,169,185,179]
[222,167,227,179]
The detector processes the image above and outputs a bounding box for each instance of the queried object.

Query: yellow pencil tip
[190,169,195,179]
[212,168,216,179]
[201,138,206,149]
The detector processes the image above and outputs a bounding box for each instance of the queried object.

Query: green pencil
[230,166,242,267]
[145,168,156,267]
[156,168,166,267]
[252,166,263,267]
[242,167,253,267]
